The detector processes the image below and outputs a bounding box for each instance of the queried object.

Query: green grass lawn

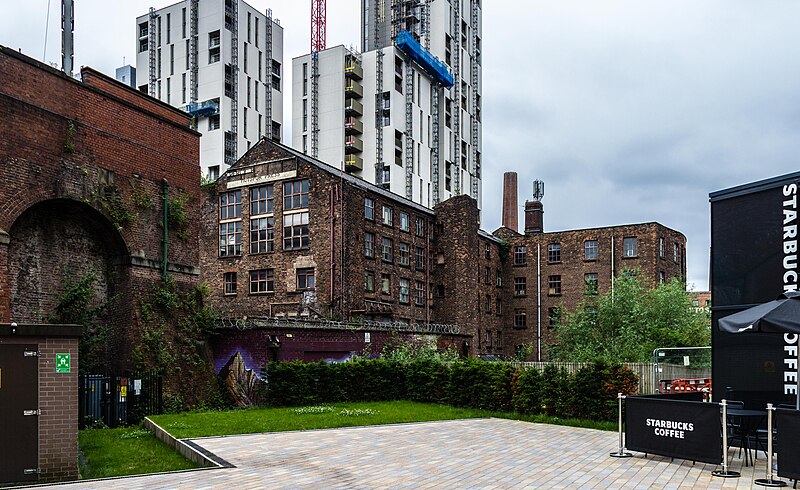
[78,426,199,479]
[79,401,615,479]
[150,400,615,439]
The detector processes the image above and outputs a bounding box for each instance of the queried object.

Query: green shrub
[263,359,635,421]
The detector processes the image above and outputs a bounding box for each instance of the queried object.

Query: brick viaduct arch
[2,197,130,325]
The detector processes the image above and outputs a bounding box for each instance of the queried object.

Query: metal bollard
[713,399,741,478]
[610,393,632,458]
[755,403,786,487]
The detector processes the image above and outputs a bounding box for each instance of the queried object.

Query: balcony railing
[345,63,363,80]
[345,154,363,172]
[344,117,363,135]
[345,98,363,116]
[345,79,364,98]
[345,136,364,153]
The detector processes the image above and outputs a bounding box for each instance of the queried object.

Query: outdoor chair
[723,401,749,462]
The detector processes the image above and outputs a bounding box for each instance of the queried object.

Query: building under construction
[292,0,482,210]
[135,0,284,179]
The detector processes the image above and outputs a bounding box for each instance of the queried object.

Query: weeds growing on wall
[50,270,110,372]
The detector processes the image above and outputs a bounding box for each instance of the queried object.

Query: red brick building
[0,46,215,401]
[201,138,686,363]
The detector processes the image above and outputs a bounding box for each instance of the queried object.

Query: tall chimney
[524,201,543,234]
[501,172,518,232]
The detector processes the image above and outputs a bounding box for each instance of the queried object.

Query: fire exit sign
[56,354,70,373]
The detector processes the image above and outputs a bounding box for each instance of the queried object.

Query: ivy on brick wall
[49,270,111,372]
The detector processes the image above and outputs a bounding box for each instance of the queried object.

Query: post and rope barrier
[610,393,632,458]
[755,403,786,487]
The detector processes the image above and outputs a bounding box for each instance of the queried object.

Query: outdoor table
[725,408,767,467]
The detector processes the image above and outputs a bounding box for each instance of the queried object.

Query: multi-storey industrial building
[135,0,284,179]
[291,0,482,210]
[201,138,687,364]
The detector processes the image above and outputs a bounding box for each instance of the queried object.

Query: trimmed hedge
[266,359,638,421]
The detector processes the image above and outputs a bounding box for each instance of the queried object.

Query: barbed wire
[216,316,461,335]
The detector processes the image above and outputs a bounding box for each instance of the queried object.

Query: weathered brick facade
[0,47,210,392]
[202,138,687,362]
[496,221,686,358]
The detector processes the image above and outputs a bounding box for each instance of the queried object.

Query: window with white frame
[513,245,527,265]
[514,277,526,296]
[364,232,375,258]
[382,237,393,262]
[382,205,393,226]
[547,243,561,263]
[364,197,375,220]
[219,190,242,256]
[623,237,637,257]
[399,212,409,232]
[399,278,410,303]
[584,240,598,260]
[415,217,425,237]
[415,246,425,270]
[399,242,410,266]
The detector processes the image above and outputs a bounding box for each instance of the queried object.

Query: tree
[548,272,710,363]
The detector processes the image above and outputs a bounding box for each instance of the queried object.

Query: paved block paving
[29,418,779,489]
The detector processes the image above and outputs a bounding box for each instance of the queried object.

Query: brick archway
[2,198,129,325]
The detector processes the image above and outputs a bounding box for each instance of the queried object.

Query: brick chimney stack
[524,200,544,234]
[501,172,518,232]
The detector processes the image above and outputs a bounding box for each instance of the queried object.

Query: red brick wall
[0,47,206,387]
[500,223,687,359]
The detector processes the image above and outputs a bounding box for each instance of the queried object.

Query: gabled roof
[225,137,436,217]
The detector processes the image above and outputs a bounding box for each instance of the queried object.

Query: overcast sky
[3,1,800,291]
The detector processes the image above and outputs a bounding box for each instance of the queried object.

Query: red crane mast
[311,0,326,52]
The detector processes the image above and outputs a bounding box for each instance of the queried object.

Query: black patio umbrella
[718,291,800,408]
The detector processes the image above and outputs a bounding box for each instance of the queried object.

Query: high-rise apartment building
[136,0,284,179]
[292,0,481,210]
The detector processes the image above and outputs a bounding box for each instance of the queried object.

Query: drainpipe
[611,236,615,302]
[162,179,169,282]
[329,187,335,307]
[425,218,430,325]
[340,174,345,319]
[537,242,541,362]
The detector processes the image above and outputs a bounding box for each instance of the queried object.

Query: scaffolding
[451,0,461,194]
[310,52,319,158]
[421,0,431,51]
[264,8,273,140]
[148,7,157,97]
[431,87,440,205]
[470,0,479,199]
[225,0,239,167]
[404,60,414,199]
[374,0,385,185]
